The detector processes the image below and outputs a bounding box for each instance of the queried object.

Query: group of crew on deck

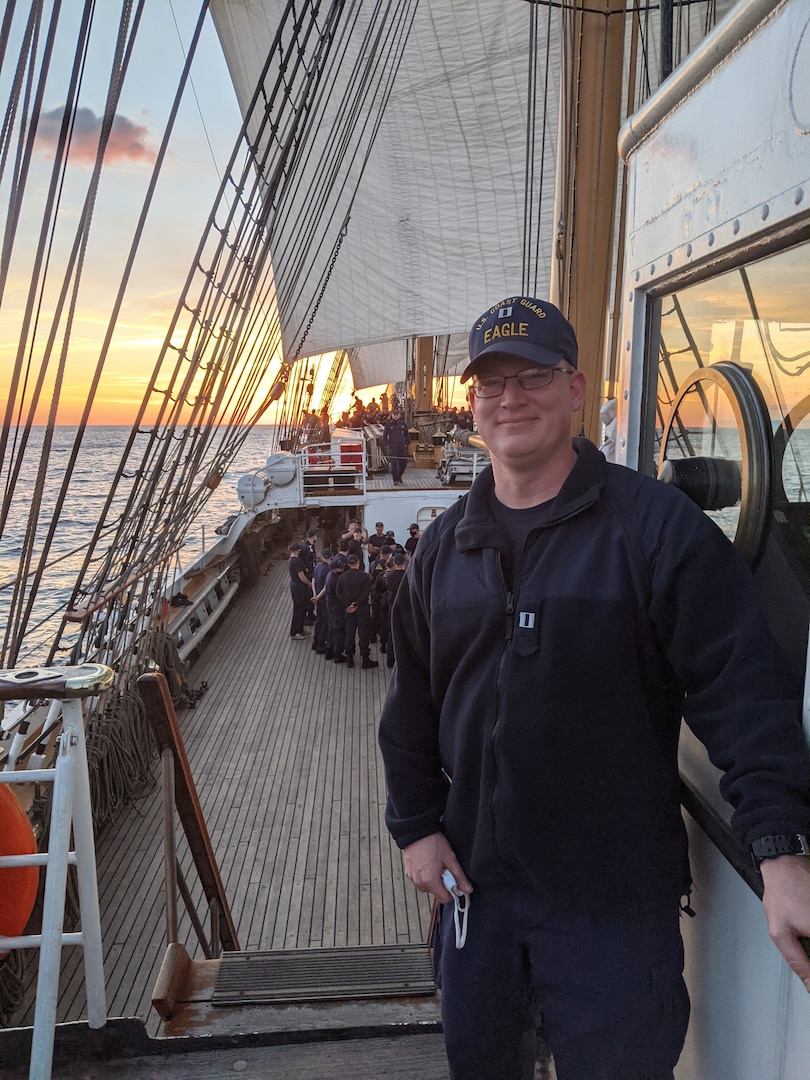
[287,519,421,669]
[334,394,475,433]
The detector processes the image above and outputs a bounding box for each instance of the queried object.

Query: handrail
[0,664,112,1080]
[679,774,763,898]
[136,672,239,953]
[679,773,810,960]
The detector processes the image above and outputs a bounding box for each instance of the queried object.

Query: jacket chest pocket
[513,608,540,657]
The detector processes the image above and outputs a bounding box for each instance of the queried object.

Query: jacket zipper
[489,551,513,861]
[488,505,591,865]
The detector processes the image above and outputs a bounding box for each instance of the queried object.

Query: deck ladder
[0,664,113,1080]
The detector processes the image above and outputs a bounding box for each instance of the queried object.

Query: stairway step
[212,943,435,1004]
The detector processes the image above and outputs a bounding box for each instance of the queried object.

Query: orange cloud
[36,106,155,166]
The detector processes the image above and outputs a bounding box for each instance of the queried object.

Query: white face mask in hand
[442,870,469,949]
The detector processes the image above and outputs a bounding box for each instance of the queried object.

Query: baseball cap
[409,523,418,531]
[330,557,345,570]
[393,553,406,566]
[461,296,578,382]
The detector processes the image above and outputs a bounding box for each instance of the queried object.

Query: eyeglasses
[470,366,573,399]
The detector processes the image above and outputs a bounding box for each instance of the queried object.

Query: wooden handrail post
[137,671,240,952]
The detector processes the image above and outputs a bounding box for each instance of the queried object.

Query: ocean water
[4,423,809,667]
[0,426,279,666]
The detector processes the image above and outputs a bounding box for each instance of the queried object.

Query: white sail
[211,1,561,368]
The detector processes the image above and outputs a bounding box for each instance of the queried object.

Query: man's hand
[402,833,473,903]
[760,854,810,992]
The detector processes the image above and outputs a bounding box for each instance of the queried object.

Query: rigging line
[1,0,98,659]
[60,0,303,539]
[2,2,115,556]
[217,340,281,430]
[48,59,243,648]
[556,0,582,311]
[0,2,42,511]
[239,1,340,210]
[738,269,807,495]
[252,0,356,299]
[167,0,230,206]
[0,1,18,76]
[741,266,810,374]
[0,0,36,193]
[267,0,384,283]
[54,14,261,613]
[606,0,641,399]
[0,0,65,509]
[45,6,326,639]
[634,0,653,101]
[184,236,284,433]
[263,1,360,229]
[4,1,146,664]
[284,0,419,356]
[254,0,350,236]
[522,1,539,295]
[0,536,92,593]
[268,1,373,275]
[531,0,555,296]
[251,1,349,237]
[275,0,414,308]
[166,4,347,390]
[0,0,48,299]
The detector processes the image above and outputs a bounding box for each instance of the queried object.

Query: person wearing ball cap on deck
[379,296,810,1079]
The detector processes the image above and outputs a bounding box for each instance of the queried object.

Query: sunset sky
[0,2,266,426]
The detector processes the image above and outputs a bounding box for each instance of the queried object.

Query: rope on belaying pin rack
[0,950,26,1027]
[85,689,156,833]
[144,629,208,709]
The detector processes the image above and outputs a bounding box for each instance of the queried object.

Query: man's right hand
[402,833,473,903]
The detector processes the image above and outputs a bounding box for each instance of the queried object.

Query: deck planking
[11,556,433,1033]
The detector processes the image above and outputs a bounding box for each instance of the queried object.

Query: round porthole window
[658,361,774,569]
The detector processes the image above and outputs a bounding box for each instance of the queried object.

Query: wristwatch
[751,833,810,867]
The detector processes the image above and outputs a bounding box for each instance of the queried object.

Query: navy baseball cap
[461,296,578,382]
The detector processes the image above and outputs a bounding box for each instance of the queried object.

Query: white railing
[0,664,113,1080]
[299,438,367,499]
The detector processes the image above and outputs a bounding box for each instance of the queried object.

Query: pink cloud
[36,106,156,166]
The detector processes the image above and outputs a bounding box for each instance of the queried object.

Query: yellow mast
[552,0,627,443]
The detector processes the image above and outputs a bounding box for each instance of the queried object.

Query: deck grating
[11,557,432,1033]
[212,943,435,1004]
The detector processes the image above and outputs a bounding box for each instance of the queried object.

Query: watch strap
[751,833,810,864]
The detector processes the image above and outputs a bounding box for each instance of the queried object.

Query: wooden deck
[11,558,433,1034]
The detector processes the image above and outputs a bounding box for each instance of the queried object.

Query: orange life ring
[0,785,39,953]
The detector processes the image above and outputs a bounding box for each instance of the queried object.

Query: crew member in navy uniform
[336,553,378,669]
[382,407,411,485]
[287,541,311,640]
[299,529,318,623]
[310,547,332,653]
[324,556,347,662]
[404,523,420,556]
[378,296,810,1080]
[381,552,407,668]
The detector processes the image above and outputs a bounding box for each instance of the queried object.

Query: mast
[552,0,627,443]
[413,336,435,414]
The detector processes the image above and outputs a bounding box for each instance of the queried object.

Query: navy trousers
[326,607,345,656]
[389,452,408,483]
[434,884,689,1080]
[343,605,371,657]
[289,581,311,636]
